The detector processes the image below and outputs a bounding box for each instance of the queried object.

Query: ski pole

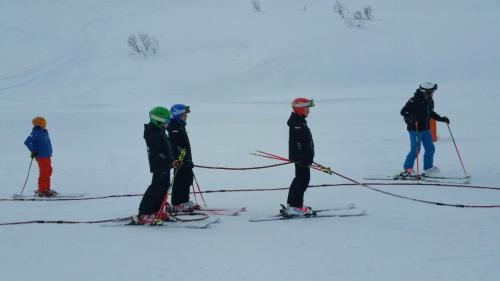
[255,150,289,162]
[256,150,326,170]
[447,124,469,178]
[191,180,199,205]
[415,122,421,179]
[193,174,207,207]
[155,149,187,221]
[20,158,34,195]
[253,150,331,175]
[312,162,333,175]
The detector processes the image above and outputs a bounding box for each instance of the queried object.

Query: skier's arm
[291,126,310,165]
[24,131,38,153]
[431,111,449,123]
[401,99,416,121]
[167,129,184,159]
[146,130,169,159]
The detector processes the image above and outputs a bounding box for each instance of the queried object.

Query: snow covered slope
[1,0,499,280]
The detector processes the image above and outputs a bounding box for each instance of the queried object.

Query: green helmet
[149,106,170,127]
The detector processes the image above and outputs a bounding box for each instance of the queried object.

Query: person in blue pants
[400,82,450,175]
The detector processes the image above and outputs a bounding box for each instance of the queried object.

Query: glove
[441,116,450,124]
[172,159,182,169]
[30,152,37,159]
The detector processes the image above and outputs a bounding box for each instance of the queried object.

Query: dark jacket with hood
[288,112,315,165]
[167,118,193,168]
[144,122,173,173]
[401,90,446,131]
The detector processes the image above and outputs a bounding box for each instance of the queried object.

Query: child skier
[24,116,57,197]
[282,98,316,217]
[400,82,450,176]
[167,104,200,212]
[136,106,177,225]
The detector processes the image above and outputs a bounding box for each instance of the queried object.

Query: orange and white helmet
[291,98,315,116]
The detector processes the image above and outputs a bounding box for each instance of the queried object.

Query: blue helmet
[170,104,190,120]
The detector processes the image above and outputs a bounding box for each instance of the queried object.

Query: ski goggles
[292,99,315,108]
[150,114,170,124]
[172,105,191,116]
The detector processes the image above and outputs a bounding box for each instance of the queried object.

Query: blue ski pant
[403,130,435,171]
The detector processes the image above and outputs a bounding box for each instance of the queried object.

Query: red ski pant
[36,157,52,192]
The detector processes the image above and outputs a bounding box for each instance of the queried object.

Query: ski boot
[423,166,440,176]
[34,189,58,197]
[174,201,201,212]
[133,214,159,225]
[280,204,316,218]
[398,168,415,179]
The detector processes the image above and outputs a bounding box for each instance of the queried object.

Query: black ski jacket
[167,119,193,168]
[144,122,173,173]
[401,90,445,131]
[288,112,315,165]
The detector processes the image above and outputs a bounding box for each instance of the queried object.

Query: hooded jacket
[288,112,314,165]
[144,122,173,173]
[401,90,446,131]
[167,118,193,168]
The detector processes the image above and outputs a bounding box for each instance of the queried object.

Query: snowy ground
[1,0,500,280]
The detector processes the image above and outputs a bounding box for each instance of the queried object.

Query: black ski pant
[171,166,194,206]
[138,170,170,215]
[287,163,311,208]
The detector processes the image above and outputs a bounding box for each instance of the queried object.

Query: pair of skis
[364,173,471,184]
[101,206,247,229]
[0,207,247,229]
[11,192,87,200]
[249,203,367,222]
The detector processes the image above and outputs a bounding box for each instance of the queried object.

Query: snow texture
[1,0,499,280]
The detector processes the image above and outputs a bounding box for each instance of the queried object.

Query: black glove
[441,116,450,124]
[30,152,37,159]
[172,159,182,169]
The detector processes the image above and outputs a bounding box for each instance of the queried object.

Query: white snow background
[1,0,500,280]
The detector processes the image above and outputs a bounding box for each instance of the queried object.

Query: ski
[314,203,356,212]
[0,216,133,226]
[12,192,87,200]
[364,174,470,184]
[101,216,220,229]
[169,207,246,216]
[249,210,367,222]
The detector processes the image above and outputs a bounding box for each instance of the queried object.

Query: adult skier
[136,106,177,225]
[400,82,450,176]
[24,116,57,197]
[282,98,316,217]
[167,104,200,211]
